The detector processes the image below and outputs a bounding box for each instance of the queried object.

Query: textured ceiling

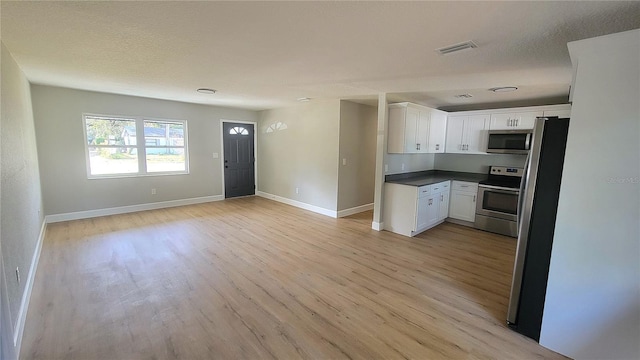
[2,1,639,111]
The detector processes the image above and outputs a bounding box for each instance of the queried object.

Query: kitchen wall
[385,153,435,175]
[540,29,639,360]
[258,100,341,212]
[31,85,257,216]
[434,153,526,173]
[337,101,377,212]
[1,43,44,357]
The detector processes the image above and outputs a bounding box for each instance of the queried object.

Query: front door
[223,122,255,198]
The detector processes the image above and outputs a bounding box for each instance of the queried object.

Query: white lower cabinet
[448,181,478,223]
[384,181,450,237]
[438,190,450,221]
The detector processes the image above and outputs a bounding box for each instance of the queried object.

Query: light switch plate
[212,153,219,159]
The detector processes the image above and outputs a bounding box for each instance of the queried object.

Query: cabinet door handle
[440,194,443,201]
[508,119,512,127]
[516,119,519,126]
[473,195,476,202]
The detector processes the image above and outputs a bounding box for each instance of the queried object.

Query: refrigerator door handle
[517,151,531,231]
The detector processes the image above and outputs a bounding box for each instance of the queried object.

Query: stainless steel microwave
[486,130,532,154]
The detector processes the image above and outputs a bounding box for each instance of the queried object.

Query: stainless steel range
[474,166,523,237]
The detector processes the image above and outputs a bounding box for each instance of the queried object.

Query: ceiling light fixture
[436,40,478,55]
[297,97,311,102]
[489,86,518,93]
[197,88,217,94]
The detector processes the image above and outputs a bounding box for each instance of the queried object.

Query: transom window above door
[229,126,249,135]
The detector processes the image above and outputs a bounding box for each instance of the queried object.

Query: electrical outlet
[342,158,347,166]
[151,188,157,195]
[16,267,20,285]
[295,187,299,194]
[401,163,405,171]
[384,164,388,172]
[212,152,219,159]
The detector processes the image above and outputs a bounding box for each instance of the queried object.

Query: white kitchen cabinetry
[448,181,478,223]
[388,103,447,154]
[428,109,447,153]
[543,109,571,118]
[384,181,450,237]
[445,115,489,154]
[489,111,543,130]
[435,181,450,221]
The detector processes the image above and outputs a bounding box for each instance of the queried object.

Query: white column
[372,93,388,230]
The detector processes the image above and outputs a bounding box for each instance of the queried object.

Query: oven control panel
[490,166,524,177]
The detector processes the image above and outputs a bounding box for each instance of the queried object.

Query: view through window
[84,115,188,178]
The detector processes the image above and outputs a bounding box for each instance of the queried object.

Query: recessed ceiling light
[297,97,311,102]
[489,86,518,93]
[197,88,217,94]
[454,94,473,98]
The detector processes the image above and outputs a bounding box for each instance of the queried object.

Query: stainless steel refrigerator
[507,117,570,341]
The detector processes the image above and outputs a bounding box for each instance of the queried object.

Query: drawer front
[418,185,431,198]
[452,181,478,192]
[432,181,450,193]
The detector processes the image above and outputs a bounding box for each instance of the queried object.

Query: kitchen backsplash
[385,153,435,175]
[385,153,527,176]
[433,153,526,174]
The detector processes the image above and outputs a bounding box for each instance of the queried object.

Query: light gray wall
[385,153,435,175]
[30,85,257,215]
[258,100,341,211]
[539,30,640,359]
[337,101,377,211]
[1,43,43,352]
[434,153,526,174]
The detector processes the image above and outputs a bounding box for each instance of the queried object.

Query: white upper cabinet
[489,111,543,130]
[388,103,447,154]
[428,109,447,153]
[445,114,489,154]
[543,109,571,118]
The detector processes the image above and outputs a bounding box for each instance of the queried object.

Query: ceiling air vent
[454,94,473,99]
[436,41,478,55]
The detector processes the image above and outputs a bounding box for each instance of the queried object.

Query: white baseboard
[337,203,374,218]
[14,219,46,353]
[45,195,225,223]
[372,221,384,231]
[256,191,337,218]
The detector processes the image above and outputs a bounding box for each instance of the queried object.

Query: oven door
[476,185,519,221]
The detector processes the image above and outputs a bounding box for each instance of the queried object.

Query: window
[83,114,188,178]
[229,126,249,135]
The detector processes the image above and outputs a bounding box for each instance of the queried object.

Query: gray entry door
[223,122,255,198]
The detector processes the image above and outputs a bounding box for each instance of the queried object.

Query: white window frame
[82,113,189,179]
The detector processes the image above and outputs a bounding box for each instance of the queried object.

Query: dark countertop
[385,170,487,187]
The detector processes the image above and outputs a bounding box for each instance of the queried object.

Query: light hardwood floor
[21,197,566,359]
